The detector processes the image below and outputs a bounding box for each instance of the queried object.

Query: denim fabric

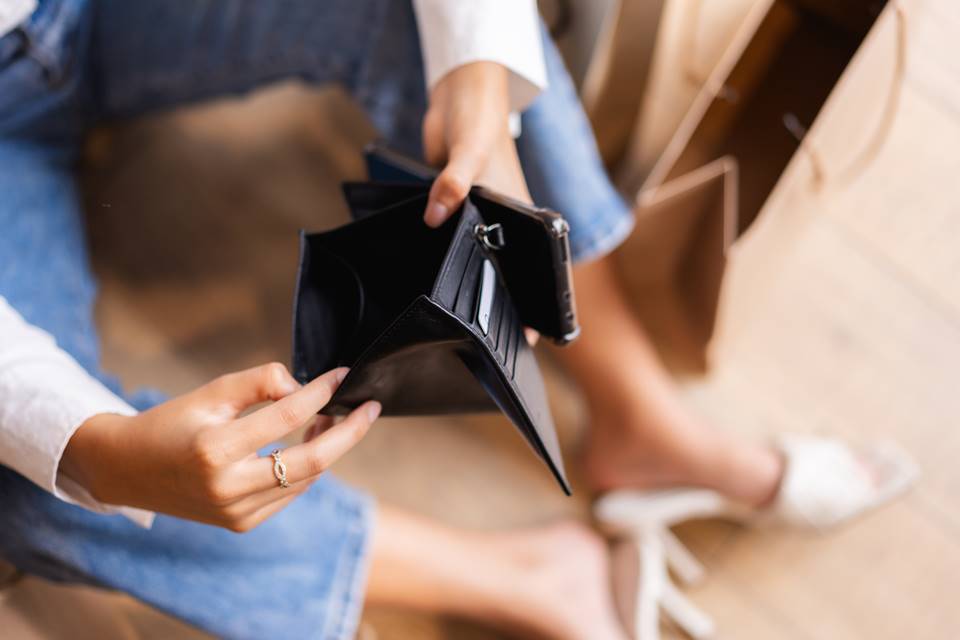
[0,465,374,639]
[0,0,631,637]
[518,24,635,263]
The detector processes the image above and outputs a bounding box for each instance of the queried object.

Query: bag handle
[681,0,705,86]
[678,0,741,98]
[682,1,907,189]
[785,3,908,189]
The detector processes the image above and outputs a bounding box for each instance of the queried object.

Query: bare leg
[555,257,783,507]
[365,506,627,640]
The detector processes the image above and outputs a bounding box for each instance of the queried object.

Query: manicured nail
[425,202,448,226]
[366,401,382,422]
[335,368,349,384]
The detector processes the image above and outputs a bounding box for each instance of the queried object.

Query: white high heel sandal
[596,434,918,639]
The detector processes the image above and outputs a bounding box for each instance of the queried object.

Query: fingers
[232,367,349,452]
[220,476,316,528]
[278,400,380,483]
[228,493,302,533]
[424,144,485,227]
[524,328,540,346]
[303,414,335,442]
[229,401,381,495]
[201,362,301,416]
[216,489,305,533]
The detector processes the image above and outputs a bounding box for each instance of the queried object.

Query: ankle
[711,444,785,507]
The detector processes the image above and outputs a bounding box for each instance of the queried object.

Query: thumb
[424,144,486,228]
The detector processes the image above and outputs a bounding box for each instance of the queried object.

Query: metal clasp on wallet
[474,223,506,251]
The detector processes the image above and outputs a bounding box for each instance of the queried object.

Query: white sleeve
[412,0,548,113]
[0,297,155,528]
[0,0,37,37]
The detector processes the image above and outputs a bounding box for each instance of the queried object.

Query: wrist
[60,412,129,503]
[431,61,511,115]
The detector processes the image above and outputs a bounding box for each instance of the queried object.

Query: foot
[485,522,628,640]
[582,405,784,508]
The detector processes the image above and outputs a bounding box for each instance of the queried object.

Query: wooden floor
[3,1,960,637]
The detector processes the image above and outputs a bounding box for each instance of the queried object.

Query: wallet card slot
[510,317,521,380]
[487,276,506,357]
[513,310,524,379]
[500,299,513,369]
[433,217,476,312]
[497,284,515,367]
[454,243,484,322]
[477,260,496,336]
[503,303,519,380]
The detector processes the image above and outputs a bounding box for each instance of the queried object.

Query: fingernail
[336,368,349,384]
[282,378,301,395]
[366,401,382,422]
[425,202,448,226]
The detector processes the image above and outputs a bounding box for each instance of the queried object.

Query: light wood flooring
[3,1,959,636]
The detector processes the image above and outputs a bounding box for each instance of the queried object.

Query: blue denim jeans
[0,1,631,638]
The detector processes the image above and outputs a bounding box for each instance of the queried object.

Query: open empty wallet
[291,146,578,494]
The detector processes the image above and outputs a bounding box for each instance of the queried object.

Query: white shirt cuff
[0,298,155,528]
[0,0,36,38]
[413,0,548,114]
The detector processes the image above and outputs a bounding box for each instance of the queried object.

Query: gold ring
[271,449,290,489]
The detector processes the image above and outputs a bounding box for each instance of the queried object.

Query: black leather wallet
[291,146,577,494]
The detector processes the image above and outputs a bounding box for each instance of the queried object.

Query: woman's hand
[60,363,380,532]
[423,62,541,346]
[422,61,533,226]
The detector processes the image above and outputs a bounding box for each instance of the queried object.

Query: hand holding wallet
[291,146,578,494]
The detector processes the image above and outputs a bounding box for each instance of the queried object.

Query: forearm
[0,297,150,523]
